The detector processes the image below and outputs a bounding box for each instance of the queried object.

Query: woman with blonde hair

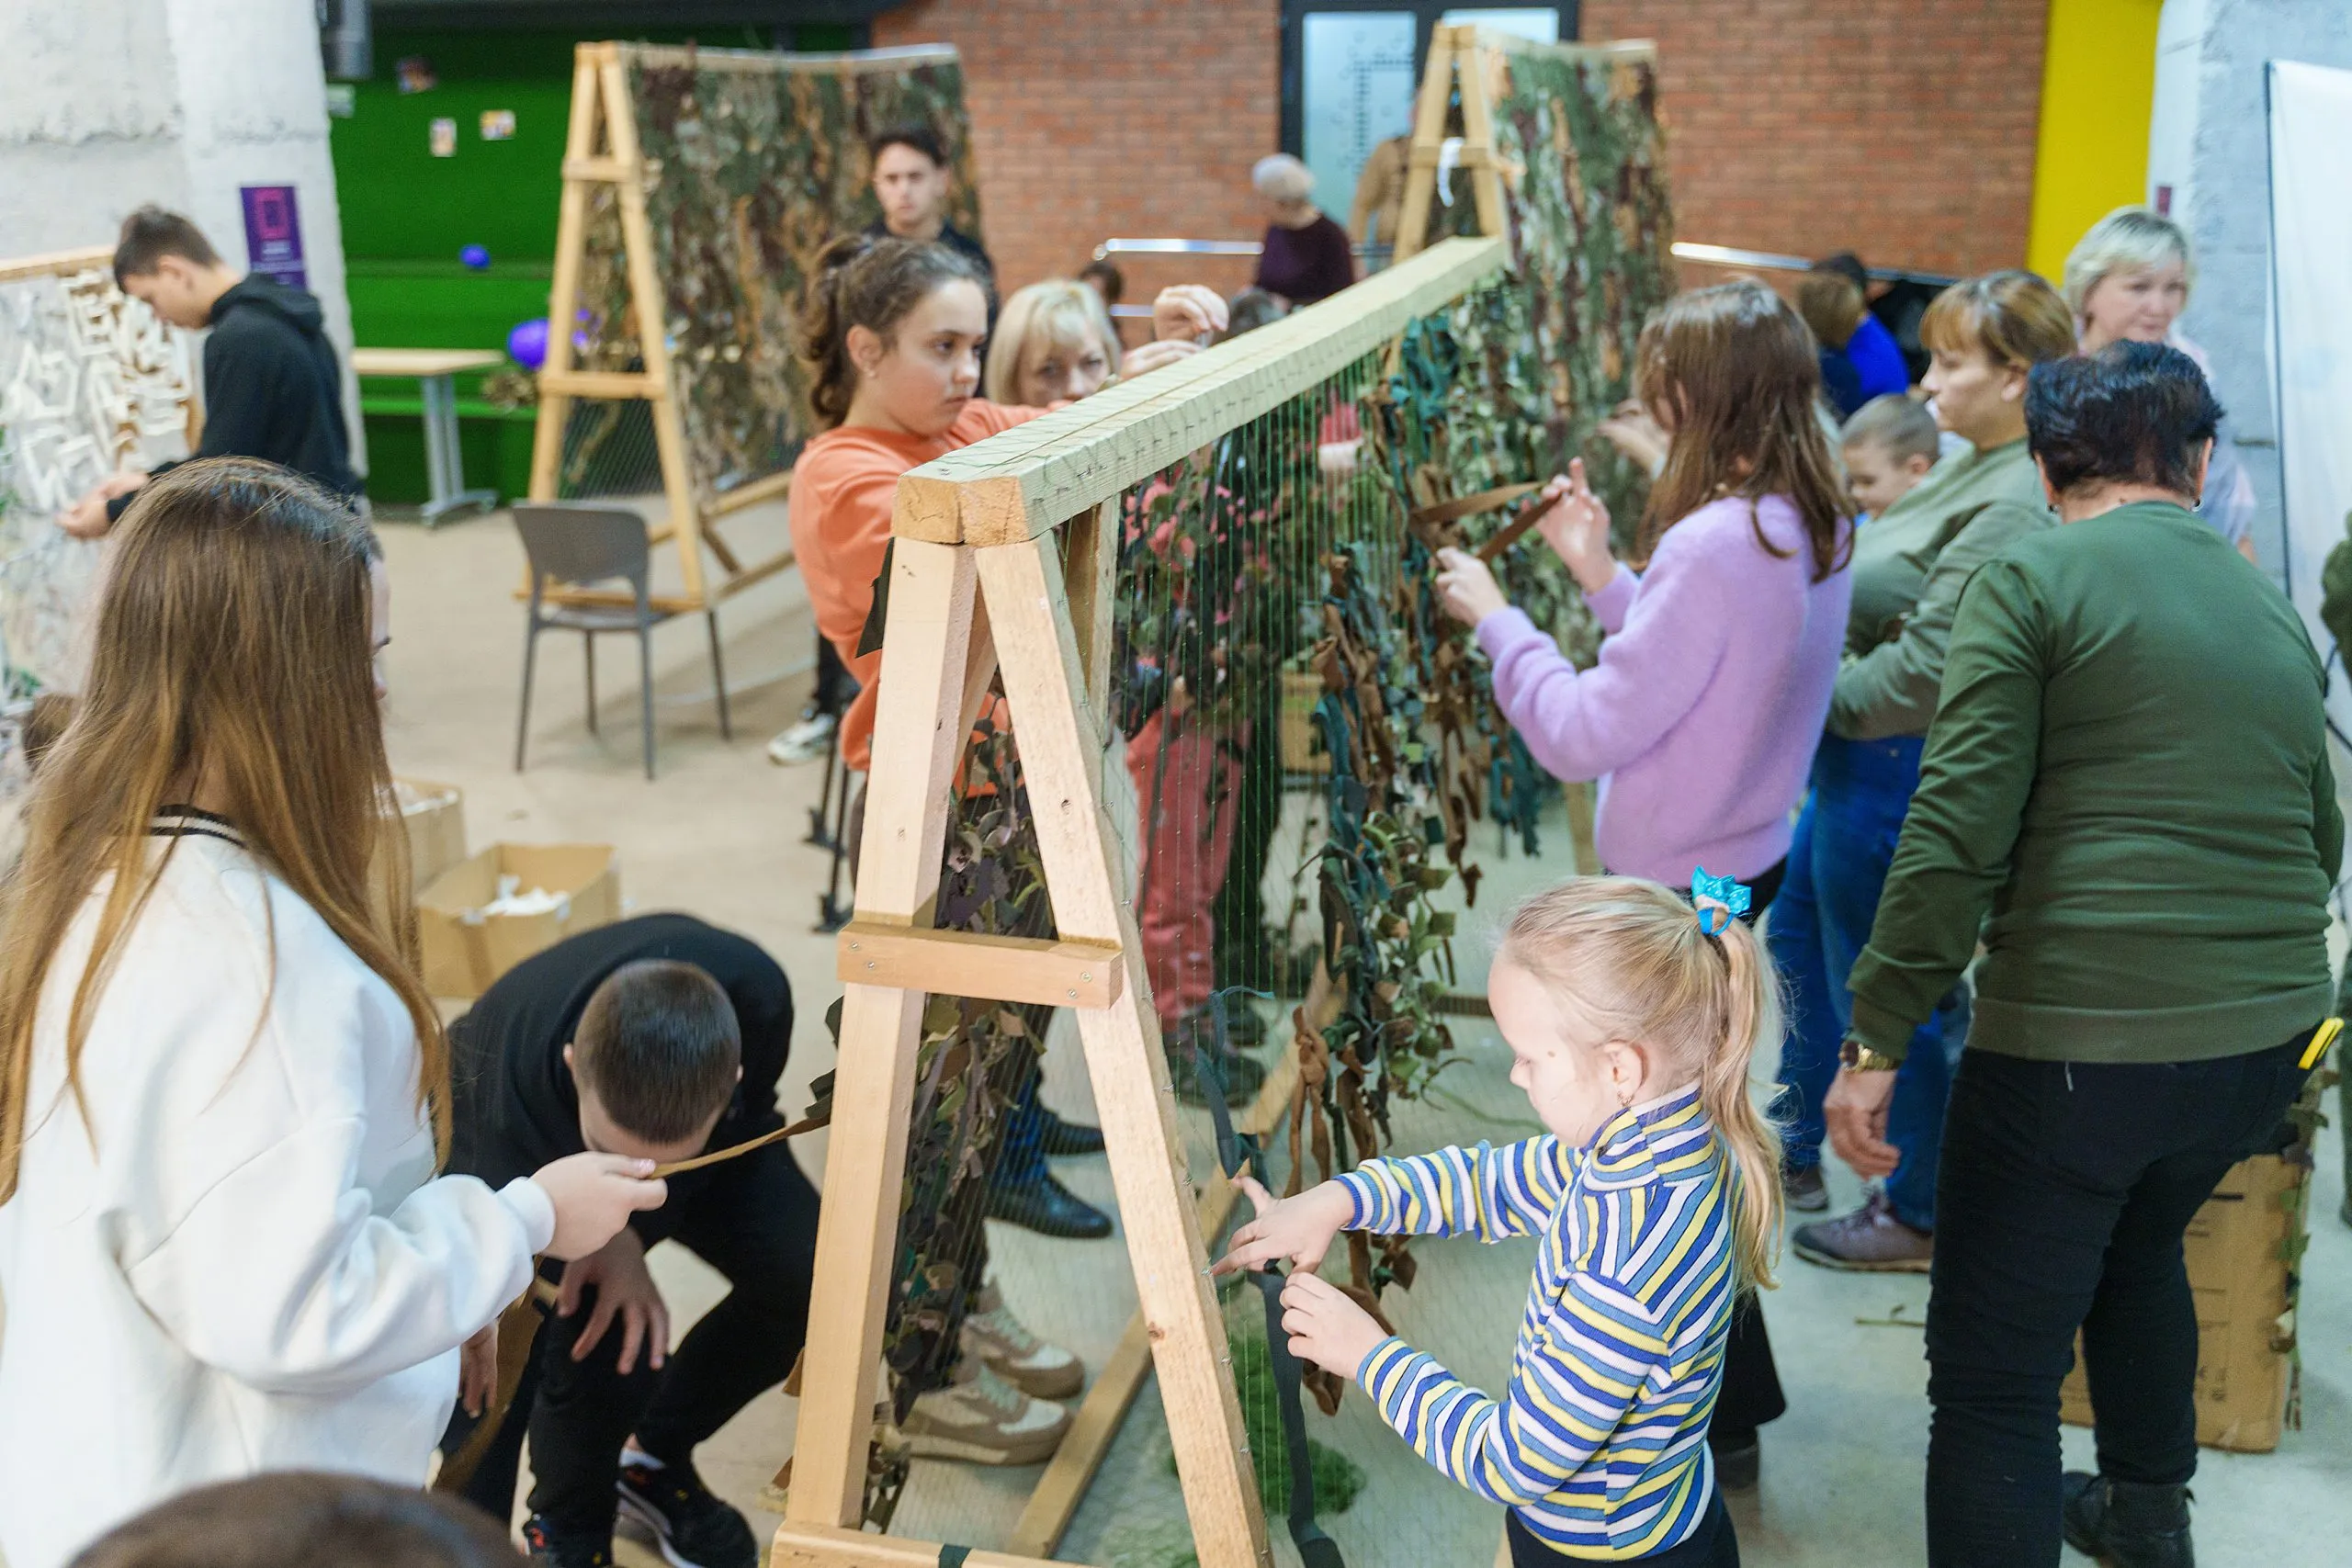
[2063,204,2257,558]
[0,460,662,1568]
[1430,277,1856,1490]
[984,278,1226,407]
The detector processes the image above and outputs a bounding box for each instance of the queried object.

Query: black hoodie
[114,274,361,518]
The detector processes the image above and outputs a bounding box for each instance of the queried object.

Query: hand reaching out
[1150,283,1229,344]
[1533,457,1617,594]
[1279,1270,1387,1381]
[1120,338,1200,378]
[1433,547,1510,627]
[1212,1176,1353,1276]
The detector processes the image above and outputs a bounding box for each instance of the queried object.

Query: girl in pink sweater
[1435,279,1854,889]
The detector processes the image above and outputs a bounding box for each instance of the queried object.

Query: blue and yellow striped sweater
[1335,1084,1737,1560]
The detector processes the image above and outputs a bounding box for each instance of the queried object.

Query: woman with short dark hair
[1829,342,2337,1567]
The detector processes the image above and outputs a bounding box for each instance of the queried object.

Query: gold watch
[1839,1038,1900,1073]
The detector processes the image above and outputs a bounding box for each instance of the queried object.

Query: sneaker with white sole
[901,1361,1070,1465]
[766,711,838,766]
[613,1450,757,1568]
[960,1283,1084,1400]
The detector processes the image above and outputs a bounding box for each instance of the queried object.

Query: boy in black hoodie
[64,206,362,536]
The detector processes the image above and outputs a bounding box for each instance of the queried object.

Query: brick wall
[876,0,2050,295]
[1567,1,2045,278]
[875,0,1279,304]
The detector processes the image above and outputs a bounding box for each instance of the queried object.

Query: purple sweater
[1476,494,1851,885]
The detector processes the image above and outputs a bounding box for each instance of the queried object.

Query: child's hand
[1433,547,1510,626]
[1535,458,1617,593]
[1279,1271,1387,1380]
[1212,1177,1353,1276]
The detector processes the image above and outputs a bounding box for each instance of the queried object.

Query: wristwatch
[1839,1037,1901,1073]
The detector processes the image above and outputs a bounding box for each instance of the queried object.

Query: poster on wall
[239,185,306,291]
[2266,59,2352,740]
[1300,12,1418,228]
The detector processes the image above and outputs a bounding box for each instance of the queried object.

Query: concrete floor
[378,507,2352,1567]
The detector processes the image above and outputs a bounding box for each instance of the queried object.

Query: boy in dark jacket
[64,206,361,535]
[436,914,816,1568]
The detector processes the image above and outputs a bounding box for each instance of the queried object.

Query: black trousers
[1507,1491,1737,1566]
[812,634,858,719]
[1922,1032,2315,1567]
[443,1141,821,1535]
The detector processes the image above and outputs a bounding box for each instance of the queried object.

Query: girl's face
[1016,327,1114,407]
[848,278,990,437]
[1922,341,2026,450]
[2078,260,2188,354]
[1492,957,1651,1148]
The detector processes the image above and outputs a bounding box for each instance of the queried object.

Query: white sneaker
[766,711,838,766]
[959,1283,1084,1400]
[901,1362,1070,1465]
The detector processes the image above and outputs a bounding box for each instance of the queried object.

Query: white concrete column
[0,0,363,471]
[2148,0,2352,577]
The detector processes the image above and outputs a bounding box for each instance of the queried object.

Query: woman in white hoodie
[0,459,665,1568]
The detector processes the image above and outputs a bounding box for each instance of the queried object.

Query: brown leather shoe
[1792,1191,1932,1272]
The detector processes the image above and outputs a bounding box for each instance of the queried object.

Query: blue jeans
[996,1077,1048,1189]
[1768,733,1954,1231]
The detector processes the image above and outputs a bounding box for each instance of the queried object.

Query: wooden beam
[536,368,659,399]
[710,547,798,600]
[1008,1043,1302,1558]
[707,467,795,516]
[977,537,1272,1568]
[601,47,707,604]
[621,40,962,74]
[891,237,1505,547]
[834,923,1124,1010]
[0,245,113,284]
[1061,500,1117,746]
[1452,25,1511,242]
[769,1521,1053,1568]
[1391,22,1456,265]
[527,47,605,504]
[785,542,982,1531]
[560,155,636,183]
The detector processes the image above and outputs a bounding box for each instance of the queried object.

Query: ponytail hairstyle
[795,233,990,429]
[1634,279,1852,584]
[1498,876,1785,1290]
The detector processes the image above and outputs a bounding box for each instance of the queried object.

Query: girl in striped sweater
[1216,876,1782,1565]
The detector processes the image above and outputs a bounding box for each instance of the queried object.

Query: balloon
[459,243,491,270]
[506,317,549,372]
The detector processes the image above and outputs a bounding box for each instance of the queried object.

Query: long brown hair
[1500,876,1785,1290]
[1635,280,1851,582]
[796,232,989,429]
[0,459,442,1201]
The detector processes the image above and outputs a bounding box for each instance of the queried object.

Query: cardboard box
[396,777,468,888]
[417,842,620,999]
[2060,1154,2302,1453]
[1279,669,1331,775]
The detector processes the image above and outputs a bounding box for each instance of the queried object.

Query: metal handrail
[1088,235,1958,295]
[1091,237,1398,316]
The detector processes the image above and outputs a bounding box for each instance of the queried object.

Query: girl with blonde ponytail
[1216,874,1781,1566]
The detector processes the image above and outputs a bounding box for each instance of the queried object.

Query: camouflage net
[565,44,983,509]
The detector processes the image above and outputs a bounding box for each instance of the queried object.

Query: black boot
[2062,1472,2193,1568]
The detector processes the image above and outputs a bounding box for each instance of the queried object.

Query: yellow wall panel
[2028,0,2165,283]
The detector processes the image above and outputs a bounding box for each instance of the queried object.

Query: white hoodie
[0,816,553,1568]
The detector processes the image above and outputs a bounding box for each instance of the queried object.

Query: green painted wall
[330,23,858,502]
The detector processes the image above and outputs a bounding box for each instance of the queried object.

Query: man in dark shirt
[438,914,815,1568]
[64,207,363,536]
[862,123,994,297]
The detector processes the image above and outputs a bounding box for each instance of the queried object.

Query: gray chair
[513,504,732,781]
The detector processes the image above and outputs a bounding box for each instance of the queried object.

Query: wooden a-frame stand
[1392,23,1511,268]
[526,42,796,613]
[773,513,1273,1568]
